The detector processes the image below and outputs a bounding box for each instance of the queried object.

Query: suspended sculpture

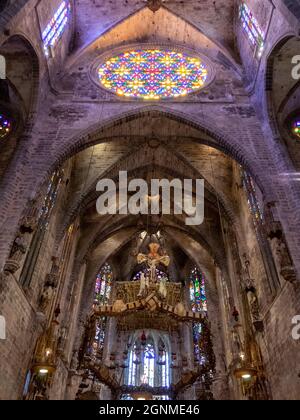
[137,243,170,280]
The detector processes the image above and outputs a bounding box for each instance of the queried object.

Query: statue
[175,302,186,317]
[39,283,55,313]
[273,235,296,283]
[137,242,170,284]
[112,296,126,313]
[138,272,150,297]
[265,202,296,283]
[158,276,168,299]
[38,257,60,314]
[4,233,28,274]
[243,256,263,332]
[245,286,263,332]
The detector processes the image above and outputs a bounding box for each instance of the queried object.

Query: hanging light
[234,367,257,381]
[39,369,49,375]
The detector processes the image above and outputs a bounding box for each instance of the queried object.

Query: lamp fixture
[234,367,257,380]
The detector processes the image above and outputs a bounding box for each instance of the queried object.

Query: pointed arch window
[126,333,170,388]
[189,266,207,313]
[157,339,169,388]
[189,267,207,364]
[19,170,63,287]
[142,342,155,387]
[242,171,263,238]
[91,263,113,359]
[94,263,113,305]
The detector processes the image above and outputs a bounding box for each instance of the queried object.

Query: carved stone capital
[4,259,21,274]
[280,265,296,283]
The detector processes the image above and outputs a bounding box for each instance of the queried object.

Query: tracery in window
[90,263,113,359]
[189,266,207,313]
[94,263,113,305]
[42,1,71,57]
[98,49,209,100]
[239,3,265,57]
[189,266,208,365]
[126,332,170,388]
[242,171,263,238]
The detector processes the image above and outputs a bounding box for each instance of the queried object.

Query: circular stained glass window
[292,119,300,139]
[98,49,209,100]
[0,113,12,139]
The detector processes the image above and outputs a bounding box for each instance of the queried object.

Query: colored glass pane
[94,263,113,305]
[293,120,300,138]
[240,3,264,57]
[42,1,71,56]
[189,267,207,313]
[98,49,209,99]
[0,113,11,139]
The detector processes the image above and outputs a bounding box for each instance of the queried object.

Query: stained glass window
[292,120,300,138]
[0,112,11,139]
[128,344,139,386]
[142,343,155,387]
[189,267,207,365]
[158,339,170,388]
[239,3,265,57]
[19,170,63,287]
[126,334,170,388]
[190,267,207,313]
[242,169,281,290]
[120,394,134,400]
[39,170,63,226]
[90,263,113,360]
[42,1,71,57]
[98,49,209,100]
[94,263,113,305]
[242,171,263,238]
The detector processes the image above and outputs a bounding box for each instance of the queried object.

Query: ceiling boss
[145,0,165,13]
